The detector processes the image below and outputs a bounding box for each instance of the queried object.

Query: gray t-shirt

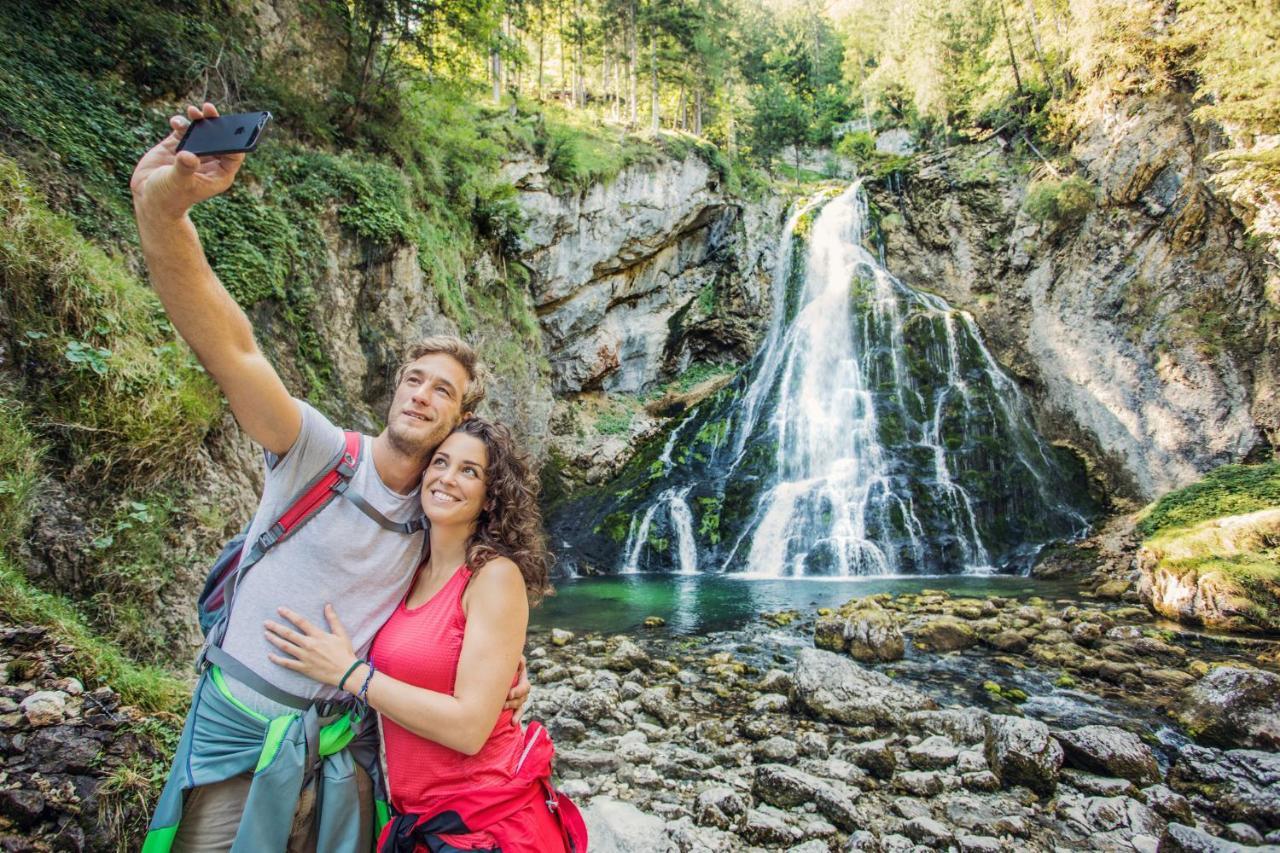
[220,400,425,710]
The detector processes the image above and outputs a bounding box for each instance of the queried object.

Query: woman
[263,418,585,852]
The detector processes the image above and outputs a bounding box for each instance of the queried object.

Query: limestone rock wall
[874,94,1276,503]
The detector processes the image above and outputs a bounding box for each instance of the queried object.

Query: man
[131,103,527,852]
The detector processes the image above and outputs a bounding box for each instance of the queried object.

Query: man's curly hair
[452,418,554,603]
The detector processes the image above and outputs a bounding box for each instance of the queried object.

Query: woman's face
[421,432,489,526]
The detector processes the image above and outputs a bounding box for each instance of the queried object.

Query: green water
[530,574,1083,635]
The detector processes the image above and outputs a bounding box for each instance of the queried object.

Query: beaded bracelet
[356,661,377,704]
[338,659,366,694]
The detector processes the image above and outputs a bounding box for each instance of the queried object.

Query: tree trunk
[677,80,686,131]
[998,0,1025,99]
[694,88,702,136]
[650,33,659,133]
[628,0,638,127]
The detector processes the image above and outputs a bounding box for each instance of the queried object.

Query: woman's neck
[425,522,473,576]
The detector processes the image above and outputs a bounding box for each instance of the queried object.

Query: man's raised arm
[130,102,300,457]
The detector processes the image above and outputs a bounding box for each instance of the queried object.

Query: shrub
[1024,175,1096,230]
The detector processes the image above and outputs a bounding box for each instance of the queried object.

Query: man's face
[385,353,470,463]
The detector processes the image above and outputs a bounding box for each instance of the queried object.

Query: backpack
[198,431,425,645]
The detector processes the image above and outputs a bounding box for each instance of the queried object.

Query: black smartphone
[176,111,272,156]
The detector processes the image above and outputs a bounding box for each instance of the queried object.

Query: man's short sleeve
[263,399,346,485]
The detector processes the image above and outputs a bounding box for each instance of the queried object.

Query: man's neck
[370,432,425,495]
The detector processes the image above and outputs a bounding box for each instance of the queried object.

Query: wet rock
[1223,823,1264,845]
[984,630,1029,653]
[18,691,66,727]
[815,615,847,652]
[845,601,906,662]
[1140,784,1194,825]
[907,735,959,770]
[1169,745,1280,831]
[905,708,989,745]
[792,649,936,727]
[1161,823,1250,852]
[846,738,897,780]
[741,808,803,845]
[892,797,931,820]
[961,771,1000,791]
[903,816,953,847]
[750,693,790,713]
[638,686,681,726]
[1060,768,1137,797]
[983,714,1064,797]
[752,736,799,763]
[955,835,1002,853]
[1057,793,1163,840]
[694,786,747,831]
[1054,724,1160,784]
[752,764,836,810]
[911,616,978,652]
[758,669,793,694]
[845,829,882,851]
[1177,666,1280,750]
[894,770,944,796]
[605,638,650,672]
[551,628,575,646]
[955,750,987,774]
[1070,621,1103,645]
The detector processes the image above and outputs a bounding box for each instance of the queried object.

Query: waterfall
[572,181,1094,578]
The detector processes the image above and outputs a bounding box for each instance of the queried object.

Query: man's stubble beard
[386,417,455,467]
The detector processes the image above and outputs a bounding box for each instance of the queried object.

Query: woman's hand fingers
[268,653,305,672]
[276,607,318,635]
[264,619,308,648]
[263,628,304,658]
[323,604,350,642]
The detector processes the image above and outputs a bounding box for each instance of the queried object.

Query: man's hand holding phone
[131,102,245,221]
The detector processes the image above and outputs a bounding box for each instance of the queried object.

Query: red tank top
[370,564,521,812]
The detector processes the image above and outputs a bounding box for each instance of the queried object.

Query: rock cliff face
[873,94,1276,503]
[511,154,782,395]
[508,153,784,490]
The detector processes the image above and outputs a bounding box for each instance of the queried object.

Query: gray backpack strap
[332,478,426,534]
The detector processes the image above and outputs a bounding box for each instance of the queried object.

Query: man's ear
[461,411,475,422]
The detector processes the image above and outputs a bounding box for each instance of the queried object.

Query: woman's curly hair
[452,418,554,603]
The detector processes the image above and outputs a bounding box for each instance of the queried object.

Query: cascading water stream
[575,181,1094,579]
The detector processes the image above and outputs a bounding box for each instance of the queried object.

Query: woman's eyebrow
[461,459,486,471]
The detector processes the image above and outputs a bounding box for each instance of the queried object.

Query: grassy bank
[1138,463,1280,631]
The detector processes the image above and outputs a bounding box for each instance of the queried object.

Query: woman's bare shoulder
[465,557,526,608]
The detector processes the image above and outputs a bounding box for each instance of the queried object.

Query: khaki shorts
[172,764,373,853]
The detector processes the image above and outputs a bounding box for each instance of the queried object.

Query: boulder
[907,735,959,769]
[605,638,650,672]
[581,798,677,852]
[550,628,575,646]
[753,763,827,809]
[1168,745,1280,831]
[814,615,847,652]
[694,787,747,831]
[19,691,67,727]
[984,715,1064,797]
[844,601,905,662]
[911,616,978,652]
[792,648,936,727]
[845,738,897,780]
[1160,823,1250,853]
[1177,666,1280,750]
[1140,784,1194,825]
[1054,724,1161,784]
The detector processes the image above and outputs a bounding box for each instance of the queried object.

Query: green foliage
[1138,462,1280,538]
[596,407,635,436]
[0,157,222,484]
[0,395,44,555]
[0,556,188,714]
[1023,175,1096,229]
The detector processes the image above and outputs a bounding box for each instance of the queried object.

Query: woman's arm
[265,558,529,756]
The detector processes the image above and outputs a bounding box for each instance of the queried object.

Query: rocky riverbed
[528,588,1280,852]
[3,587,1278,852]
